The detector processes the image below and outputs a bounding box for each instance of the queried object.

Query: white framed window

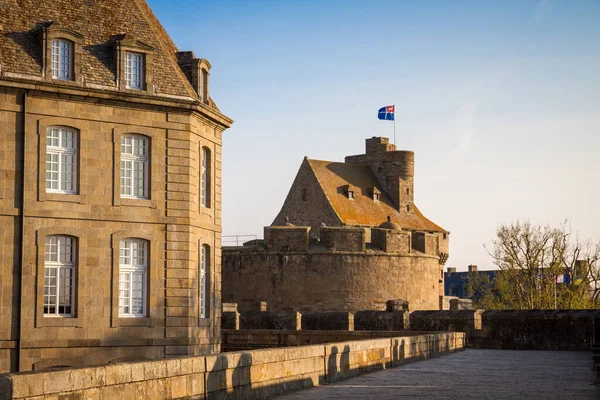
[119,239,148,317]
[200,244,209,318]
[201,147,210,208]
[120,134,149,199]
[46,127,77,194]
[125,52,144,90]
[44,235,76,317]
[51,39,72,80]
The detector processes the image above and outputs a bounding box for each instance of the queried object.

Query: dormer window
[343,185,356,200]
[51,39,72,80]
[371,187,381,202]
[115,34,154,93]
[40,23,82,83]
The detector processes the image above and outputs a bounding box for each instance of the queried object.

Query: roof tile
[307,158,446,232]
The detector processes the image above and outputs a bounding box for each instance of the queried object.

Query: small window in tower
[406,205,410,212]
[348,190,355,200]
[373,193,380,202]
[443,233,447,240]
[302,189,308,201]
[406,188,410,195]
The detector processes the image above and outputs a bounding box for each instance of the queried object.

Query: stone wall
[223,247,442,313]
[409,309,600,351]
[472,310,600,350]
[0,332,466,400]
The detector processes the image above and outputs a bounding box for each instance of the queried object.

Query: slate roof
[306,158,446,233]
[0,0,199,100]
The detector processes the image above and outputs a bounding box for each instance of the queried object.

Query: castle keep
[223,137,449,313]
[0,0,231,373]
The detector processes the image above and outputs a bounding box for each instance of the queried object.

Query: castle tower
[345,137,415,213]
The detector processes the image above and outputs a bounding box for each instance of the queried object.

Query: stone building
[223,137,449,313]
[0,0,232,373]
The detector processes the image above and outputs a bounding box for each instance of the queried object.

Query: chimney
[468,265,478,273]
[176,51,211,104]
[447,267,456,274]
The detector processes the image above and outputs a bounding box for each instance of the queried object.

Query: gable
[272,158,341,230]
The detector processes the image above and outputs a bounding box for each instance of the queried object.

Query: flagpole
[393,104,396,147]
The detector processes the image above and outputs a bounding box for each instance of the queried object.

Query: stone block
[105,364,132,385]
[43,369,73,395]
[9,372,44,398]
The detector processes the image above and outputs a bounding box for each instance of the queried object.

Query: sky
[147,0,600,271]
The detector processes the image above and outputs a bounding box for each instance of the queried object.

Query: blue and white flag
[378,105,395,121]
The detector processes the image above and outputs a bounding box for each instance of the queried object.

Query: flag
[555,274,564,284]
[378,105,395,121]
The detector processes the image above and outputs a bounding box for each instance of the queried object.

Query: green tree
[467,220,600,309]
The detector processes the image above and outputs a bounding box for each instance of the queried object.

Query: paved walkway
[276,349,599,399]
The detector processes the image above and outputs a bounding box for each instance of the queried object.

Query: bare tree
[468,220,600,309]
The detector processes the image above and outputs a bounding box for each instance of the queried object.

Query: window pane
[200,245,208,318]
[46,128,77,194]
[51,40,71,80]
[44,235,75,316]
[120,135,148,199]
[125,52,143,89]
[119,239,148,317]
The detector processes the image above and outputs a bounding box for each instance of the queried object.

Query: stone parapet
[0,332,466,400]
[473,310,600,350]
[301,312,354,331]
[264,226,310,252]
[319,227,365,252]
[409,310,483,338]
[240,311,302,331]
[371,228,411,253]
[354,311,410,331]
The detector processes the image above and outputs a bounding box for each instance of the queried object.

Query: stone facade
[0,0,232,373]
[223,138,448,313]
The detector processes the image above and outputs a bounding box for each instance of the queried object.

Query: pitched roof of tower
[306,158,446,232]
[0,0,202,100]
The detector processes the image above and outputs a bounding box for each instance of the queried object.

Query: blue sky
[148,0,600,271]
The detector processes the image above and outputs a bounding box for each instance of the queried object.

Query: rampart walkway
[276,349,599,399]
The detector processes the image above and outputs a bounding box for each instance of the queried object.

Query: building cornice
[0,76,233,128]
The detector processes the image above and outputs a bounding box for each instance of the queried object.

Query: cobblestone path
[276,349,599,399]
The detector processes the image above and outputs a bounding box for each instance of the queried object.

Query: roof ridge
[132,0,198,100]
